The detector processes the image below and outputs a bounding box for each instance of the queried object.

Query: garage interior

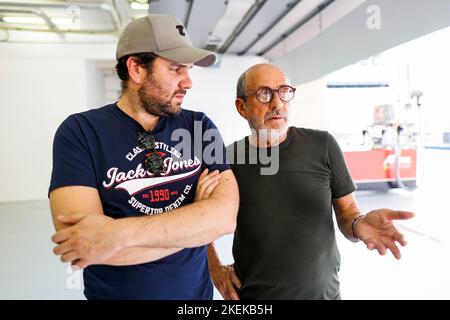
[0,0,449,299]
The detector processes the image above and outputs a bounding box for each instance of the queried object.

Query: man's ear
[235,98,248,119]
[126,57,146,85]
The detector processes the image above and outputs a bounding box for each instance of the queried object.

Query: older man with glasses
[206,63,414,300]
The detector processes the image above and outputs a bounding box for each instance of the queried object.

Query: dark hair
[115,52,158,92]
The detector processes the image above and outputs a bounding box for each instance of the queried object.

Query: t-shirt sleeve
[48,116,97,196]
[327,132,356,199]
[201,115,230,172]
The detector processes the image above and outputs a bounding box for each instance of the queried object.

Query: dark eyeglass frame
[245,85,296,103]
[137,131,167,175]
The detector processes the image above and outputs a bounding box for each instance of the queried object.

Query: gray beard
[249,125,289,147]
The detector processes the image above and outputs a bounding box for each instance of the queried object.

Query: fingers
[51,229,71,244]
[217,284,230,300]
[203,180,220,198]
[376,244,387,256]
[198,169,217,184]
[196,170,220,201]
[214,264,241,300]
[384,240,402,260]
[230,271,242,289]
[368,239,402,259]
[220,283,240,300]
[217,287,226,299]
[366,241,387,256]
[199,168,209,179]
[61,251,79,263]
[201,170,220,185]
[53,240,75,255]
[52,214,88,244]
[231,273,242,289]
[227,286,240,300]
[392,232,408,246]
[228,265,241,299]
[386,211,415,220]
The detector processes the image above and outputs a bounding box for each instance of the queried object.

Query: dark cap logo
[176,25,186,36]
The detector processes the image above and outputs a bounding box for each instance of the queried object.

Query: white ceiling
[0,0,365,60]
[147,0,367,60]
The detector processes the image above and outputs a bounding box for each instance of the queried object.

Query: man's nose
[270,93,283,110]
[180,72,192,90]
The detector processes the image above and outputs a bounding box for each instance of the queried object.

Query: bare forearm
[119,198,236,248]
[114,170,238,250]
[104,247,182,266]
[333,193,362,241]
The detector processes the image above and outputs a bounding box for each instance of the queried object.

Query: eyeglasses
[137,131,167,175]
[245,85,296,103]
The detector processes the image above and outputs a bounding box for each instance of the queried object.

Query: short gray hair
[236,71,247,100]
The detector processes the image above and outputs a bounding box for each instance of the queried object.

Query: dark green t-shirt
[228,127,356,299]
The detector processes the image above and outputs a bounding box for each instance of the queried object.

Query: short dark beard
[137,74,184,117]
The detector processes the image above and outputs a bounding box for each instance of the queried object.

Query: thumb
[57,213,86,224]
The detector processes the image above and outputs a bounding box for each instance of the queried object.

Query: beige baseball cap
[116,14,217,67]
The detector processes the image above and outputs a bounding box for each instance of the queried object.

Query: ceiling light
[2,16,76,28]
[2,16,45,25]
[131,2,149,10]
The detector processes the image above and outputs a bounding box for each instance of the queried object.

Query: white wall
[0,42,116,202]
[0,44,264,203]
[288,78,329,131]
[183,54,266,145]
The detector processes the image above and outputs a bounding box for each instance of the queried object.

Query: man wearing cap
[49,14,239,300]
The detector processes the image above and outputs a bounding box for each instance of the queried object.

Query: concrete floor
[1,149,449,299]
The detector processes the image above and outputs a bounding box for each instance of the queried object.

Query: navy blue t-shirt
[49,103,230,300]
